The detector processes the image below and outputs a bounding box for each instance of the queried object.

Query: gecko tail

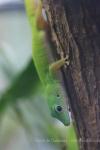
[25,0,40,25]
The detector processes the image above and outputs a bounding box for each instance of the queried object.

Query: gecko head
[46,83,70,126]
[51,102,70,126]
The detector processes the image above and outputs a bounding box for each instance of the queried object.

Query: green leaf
[0,60,40,114]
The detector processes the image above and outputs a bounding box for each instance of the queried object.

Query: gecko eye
[55,105,63,113]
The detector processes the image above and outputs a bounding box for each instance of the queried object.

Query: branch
[43,0,100,150]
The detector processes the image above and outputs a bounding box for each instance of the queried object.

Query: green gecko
[25,0,70,126]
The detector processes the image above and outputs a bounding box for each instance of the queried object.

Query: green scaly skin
[67,124,79,150]
[25,0,70,126]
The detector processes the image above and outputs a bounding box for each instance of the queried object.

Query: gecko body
[25,0,70,126]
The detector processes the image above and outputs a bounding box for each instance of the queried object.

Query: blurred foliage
[0,60,39,114]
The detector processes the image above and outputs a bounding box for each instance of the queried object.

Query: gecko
[25,0,70,126]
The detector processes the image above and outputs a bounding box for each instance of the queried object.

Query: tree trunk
[43,0,100,150]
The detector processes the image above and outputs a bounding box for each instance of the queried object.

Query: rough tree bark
[43,0,100,150]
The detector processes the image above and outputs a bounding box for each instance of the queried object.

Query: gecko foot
[64,55,70,68]
[61,52,69,67]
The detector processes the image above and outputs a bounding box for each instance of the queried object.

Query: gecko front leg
[49,53,70,74]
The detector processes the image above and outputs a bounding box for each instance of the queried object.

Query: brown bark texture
[43,0,100,150]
